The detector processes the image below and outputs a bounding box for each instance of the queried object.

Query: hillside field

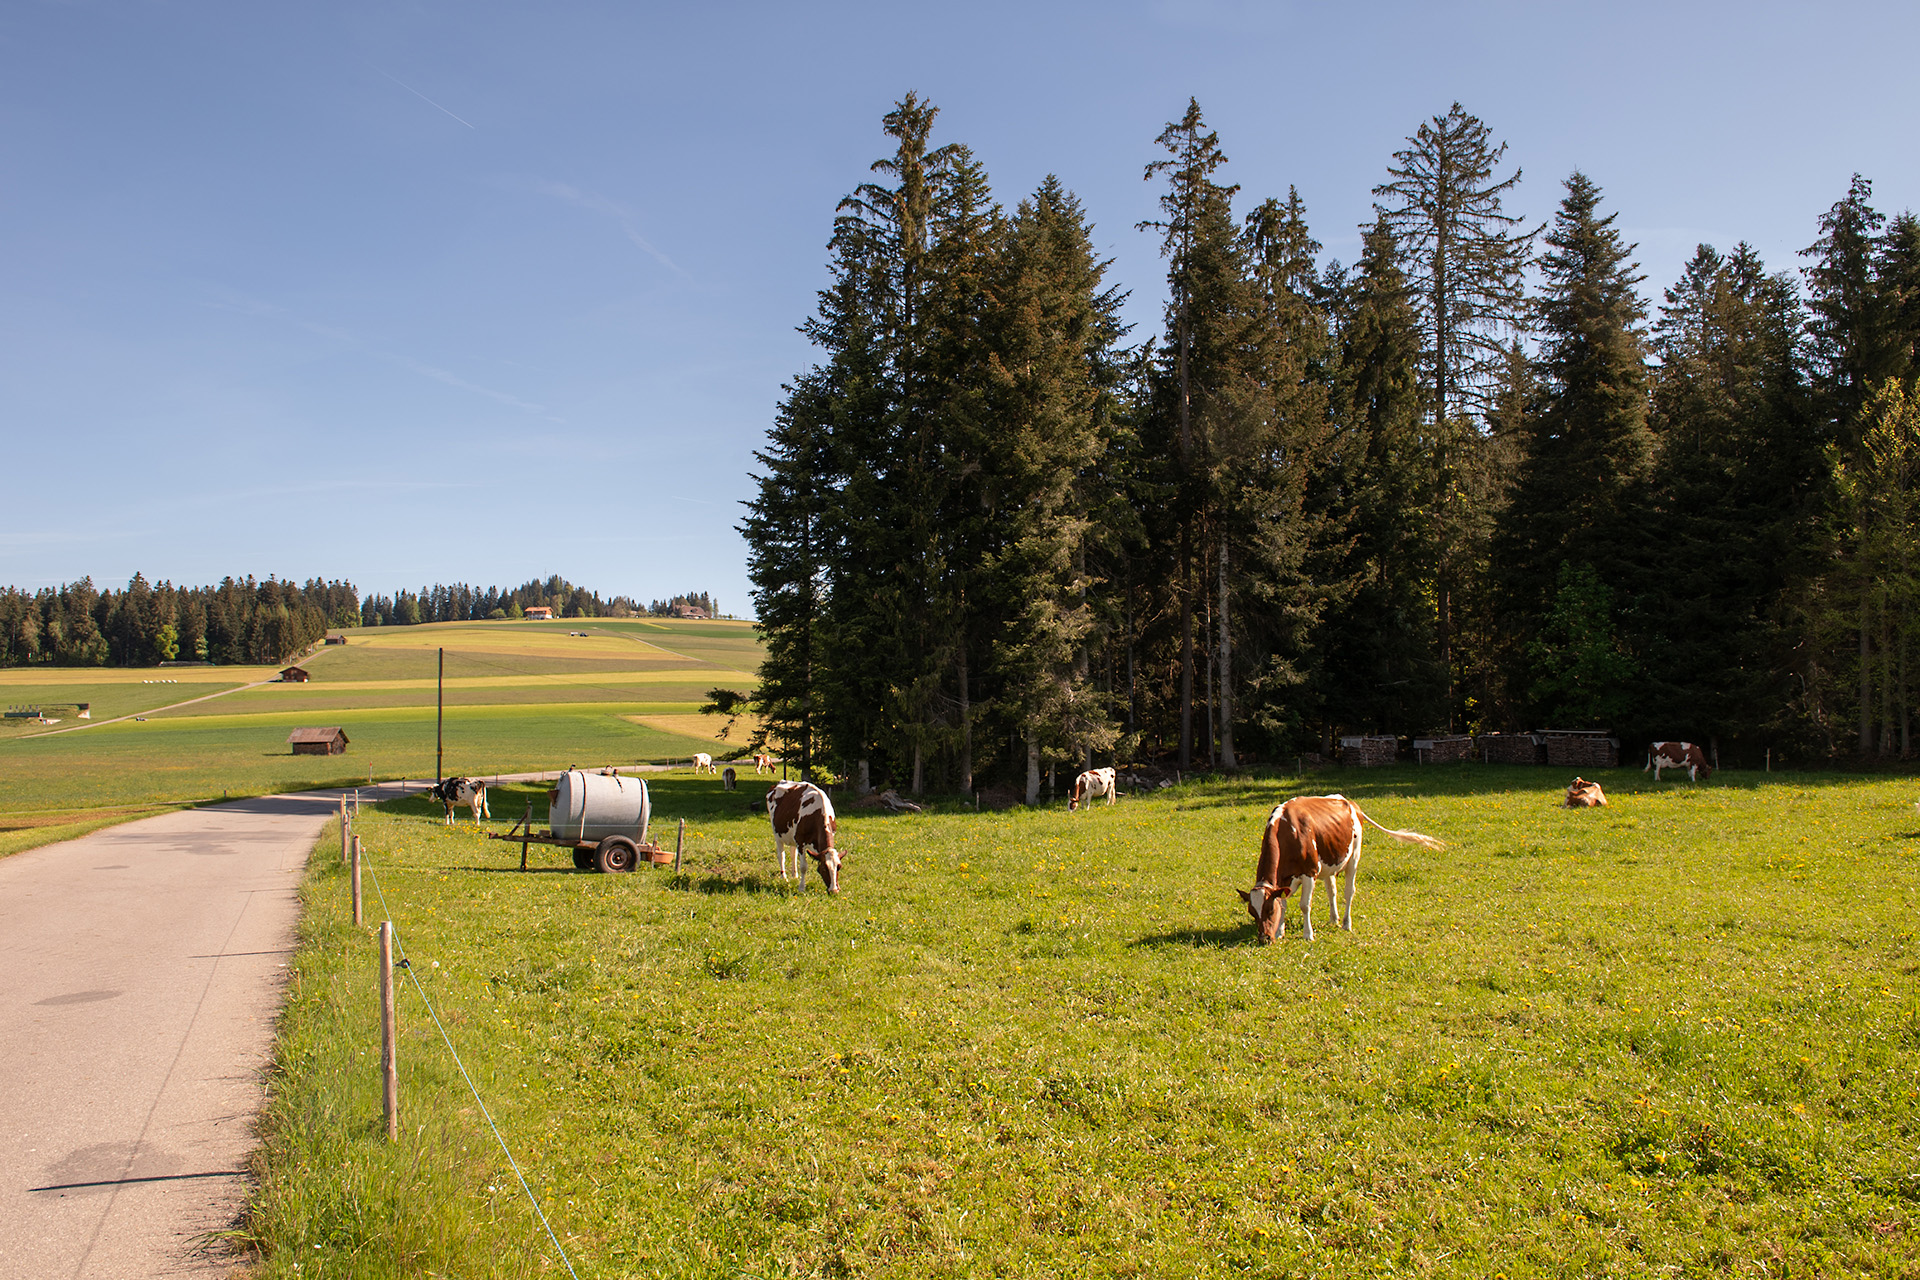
[243,766,1918,1278]
[0,618,763,855]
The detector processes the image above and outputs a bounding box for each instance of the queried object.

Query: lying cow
[1564,776,1607,808]
[692,752,716,774]
[767,779,842,894]
[432,776,489,826]
[1239,794,1444,943]
[1068,766,1117,811]
[1646,741,1712,782]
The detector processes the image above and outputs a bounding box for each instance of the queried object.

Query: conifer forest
[745,95,1920,793]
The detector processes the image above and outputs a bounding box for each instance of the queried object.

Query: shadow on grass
[1150,762,1911,806]
[662,872,795,896]
[1129,925,1253,950]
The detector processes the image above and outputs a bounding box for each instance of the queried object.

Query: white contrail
[531,179,685,276]
[371,65,475,129]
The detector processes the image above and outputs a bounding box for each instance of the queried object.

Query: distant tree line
[0,575,357,667]
[747,94,1920,795]
[357,576,642,627]
[647,592,717,617]
[0,573,657,666]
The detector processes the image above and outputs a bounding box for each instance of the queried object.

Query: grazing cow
[753,752,774,774]
[1238,794,1443,943]
[692,752,715,774]
[1068,767,1117,811]
[433,777,489,826]
[1645,741,1712,783]
[1564,776,1608,808]
[767,779,841,894]
[722,766,737,791]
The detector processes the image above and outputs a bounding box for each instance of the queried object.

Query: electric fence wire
[359,849,581,1280]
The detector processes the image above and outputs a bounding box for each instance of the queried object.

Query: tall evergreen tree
[1642,243,1818,749]
[980,177,1125,799]
[1802,175,1895,452]
[1371,103,1534,718]
[1139,98,1262,766]
[1310,216,1448,736]
[1493,172,1652,726]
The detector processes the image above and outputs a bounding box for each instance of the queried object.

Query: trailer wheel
[571,846,595,871]
[595,836,639,874]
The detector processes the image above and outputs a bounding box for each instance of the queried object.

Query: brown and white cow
[691,752,715,774]
[767,779,842,894]
[1564,776,1607,808]
[1238,794,1443,943]
[1645,741,1712,783]
[753,752,774,774]
[1068,767,1117,811]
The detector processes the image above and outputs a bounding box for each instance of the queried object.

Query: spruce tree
[1802,175,1894,451]
[1312,216,1449,736]
[982,177,1126,799]
[1878,211,1920,380]
[1493,172,1652,727]
[1371,103,1534,718]
[1139,99,1261,766]
[1643,243,1818,748]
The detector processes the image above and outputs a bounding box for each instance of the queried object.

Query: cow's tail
[1352,803,1445,850]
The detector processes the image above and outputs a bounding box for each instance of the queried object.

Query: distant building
[279,665,312,683]
[670,603,710,619]
[324,634,348,645]
[524,606,554,621]
[288,726,349,755]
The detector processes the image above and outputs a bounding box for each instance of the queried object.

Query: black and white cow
[433,776,490,825]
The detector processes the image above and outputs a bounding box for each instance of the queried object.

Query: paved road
[0,785,405,1279]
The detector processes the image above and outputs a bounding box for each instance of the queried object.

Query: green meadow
[243,766,1919,1278]
[0,619,761,852]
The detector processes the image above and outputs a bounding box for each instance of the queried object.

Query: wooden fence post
[340,796,349,864]
[674,818,685,873]
[351,835,363,928]
[379,921,397,1142]
[520,799,533,872]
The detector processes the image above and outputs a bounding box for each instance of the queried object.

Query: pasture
[244,766,1919,1278]
[0,618,761,854]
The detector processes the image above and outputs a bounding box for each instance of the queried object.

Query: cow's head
[1068,778,1085,812]
[1237,883,1285,943]
[810,824,842,894]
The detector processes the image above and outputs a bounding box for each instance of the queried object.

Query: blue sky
[3,0,1915,617]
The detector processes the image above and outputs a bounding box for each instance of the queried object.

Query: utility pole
[436,647,444,784]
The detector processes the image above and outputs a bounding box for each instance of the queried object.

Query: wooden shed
[279,665,312,683]
[288,727,349,756]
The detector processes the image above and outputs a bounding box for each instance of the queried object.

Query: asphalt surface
[0,784,409,1279]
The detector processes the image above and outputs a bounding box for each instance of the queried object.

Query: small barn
[324,633,348,645]
[280,665,312,683]
[288,727,349,756]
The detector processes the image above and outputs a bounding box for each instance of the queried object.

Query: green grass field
[241,766,1920,1278]
[0,619,763,846]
